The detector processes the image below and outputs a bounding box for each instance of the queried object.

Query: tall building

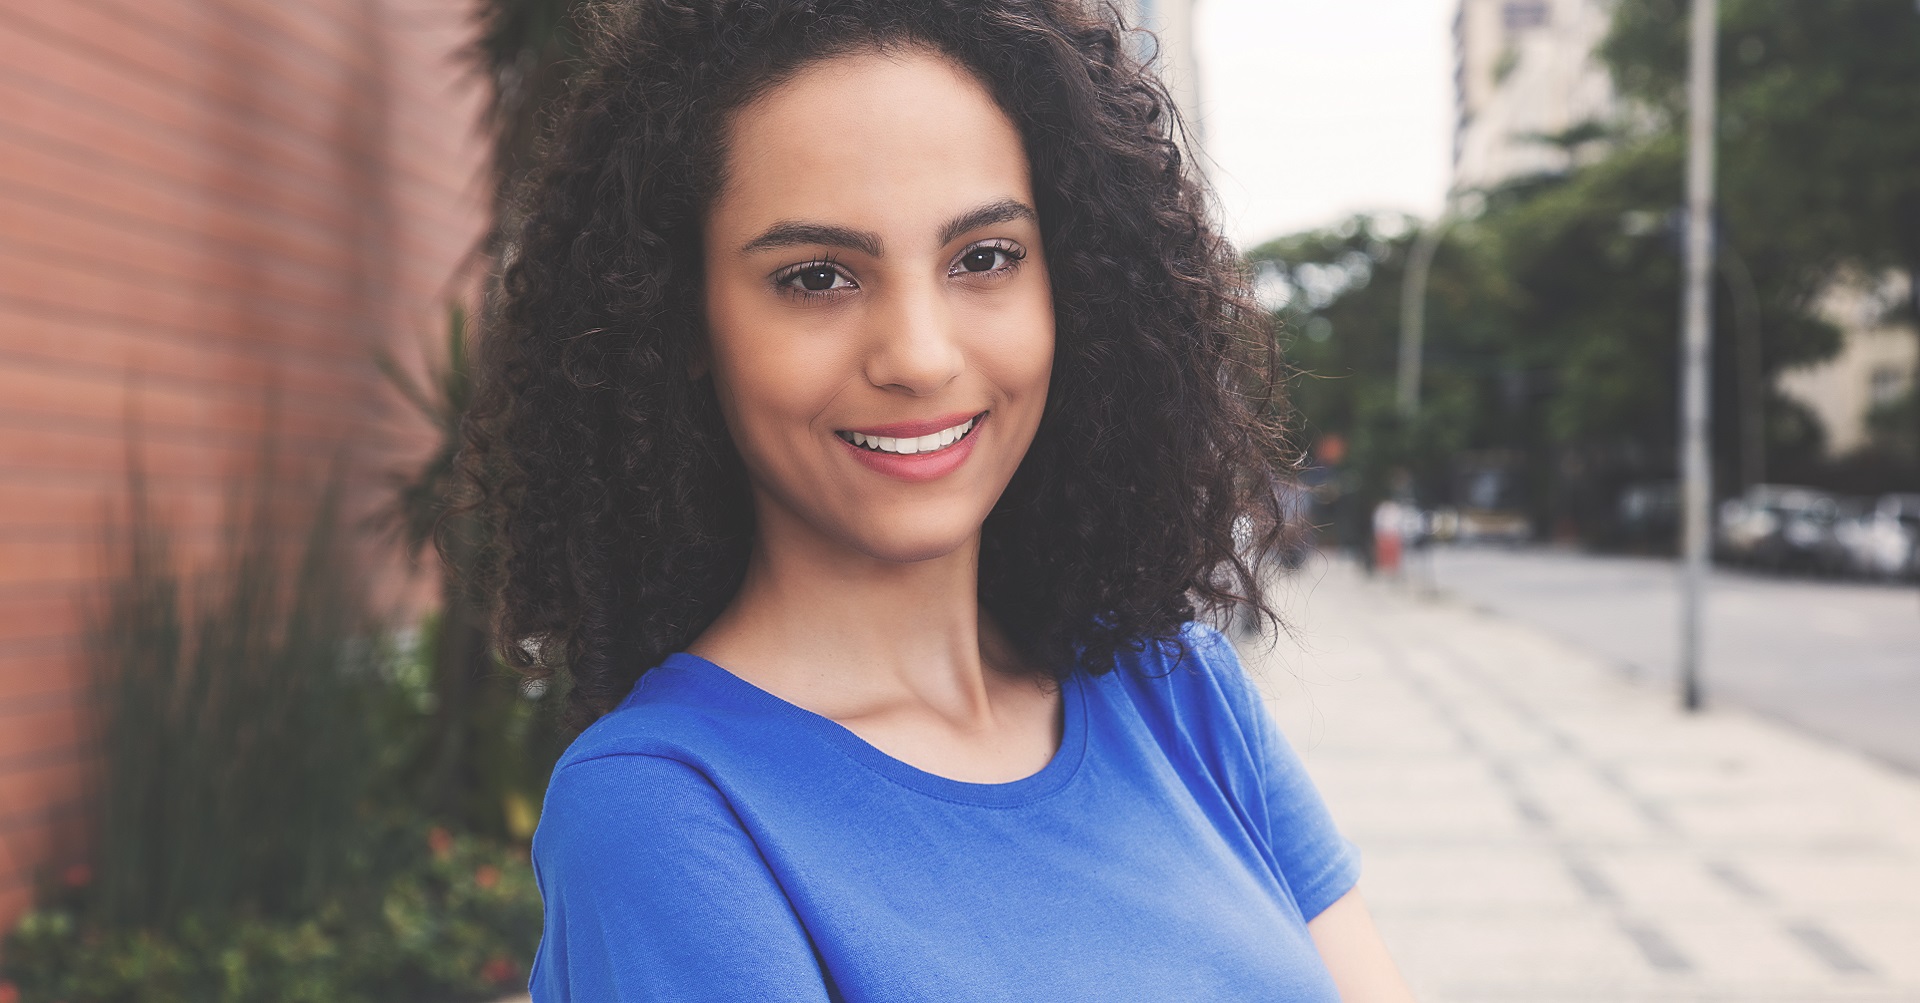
[1452,0,1618,192]
[1114,0,1204,148]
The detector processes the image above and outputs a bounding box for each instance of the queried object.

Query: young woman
[467,1,1414,999]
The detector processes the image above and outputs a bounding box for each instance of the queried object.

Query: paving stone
[1242,558,1920,1003]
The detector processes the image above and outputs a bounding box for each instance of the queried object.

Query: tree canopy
[1256,0,1920,549]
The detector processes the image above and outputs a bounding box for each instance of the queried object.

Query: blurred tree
[1252,138,1844,547]
[1603,0,1920,474]
[1247,214,1517,550]
[1475,136,1838,525]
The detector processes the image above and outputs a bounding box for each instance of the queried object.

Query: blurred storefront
[0,0,486,927]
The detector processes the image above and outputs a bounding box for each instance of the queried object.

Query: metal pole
[1398,220,1448,418]
[1679,0,1718,713]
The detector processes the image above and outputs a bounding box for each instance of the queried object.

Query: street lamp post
[1678,0,1718,713]
[1397,220,1449,418]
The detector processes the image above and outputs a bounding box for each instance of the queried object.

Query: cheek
[704,287,844,450]
[979,282,1056,404]
[705,290,788,440]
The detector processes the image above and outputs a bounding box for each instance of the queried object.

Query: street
[1246,557,1920,1002]
[1408,546,1920,776]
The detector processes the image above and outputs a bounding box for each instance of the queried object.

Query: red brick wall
[0,0,488,925]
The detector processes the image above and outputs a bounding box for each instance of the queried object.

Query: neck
[691,494,1016,726]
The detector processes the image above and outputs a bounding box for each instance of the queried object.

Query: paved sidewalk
[1242,557,1920,1002]
[1423,545,1920,774]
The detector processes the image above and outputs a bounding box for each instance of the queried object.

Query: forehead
[710,48,1034,244]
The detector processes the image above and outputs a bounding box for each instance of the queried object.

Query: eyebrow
[736,198,1039,257]
[739,222,882,257]
[938,198,1038,246]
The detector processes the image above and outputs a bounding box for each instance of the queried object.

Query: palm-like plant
[376,306,562,839]
[363,0,588,836]
[87,446,376,930]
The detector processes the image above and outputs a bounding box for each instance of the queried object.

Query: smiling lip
[834,411,987,483]
[840,411,984,438]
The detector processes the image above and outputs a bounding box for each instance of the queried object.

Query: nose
[863,276,963,396]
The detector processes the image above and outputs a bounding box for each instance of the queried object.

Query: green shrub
[0,444,546,1001]
[1,822,539,1003]
[84,454,376,931]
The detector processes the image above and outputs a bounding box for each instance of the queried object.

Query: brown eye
[797,266,839,291]
[959,248,1001,273]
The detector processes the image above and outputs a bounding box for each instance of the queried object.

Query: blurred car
[1427,506,1532,544]
[1716,484,1846,574]
[1835,493,1920,580]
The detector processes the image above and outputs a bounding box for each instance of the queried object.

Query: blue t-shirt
[529,623,1359,1001]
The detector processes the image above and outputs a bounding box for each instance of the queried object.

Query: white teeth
[842,416,980,455]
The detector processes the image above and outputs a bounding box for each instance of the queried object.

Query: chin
[831,506,988,566]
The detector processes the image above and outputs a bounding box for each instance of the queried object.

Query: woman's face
[703,48,1054,564]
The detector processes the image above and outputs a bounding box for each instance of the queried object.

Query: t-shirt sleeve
[1189,624,1362,922]
[529,752,834,1003]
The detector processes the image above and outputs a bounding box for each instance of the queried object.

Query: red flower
[481,956,518,985]
[0,979,21,1003]
[61,863,92,889]
[474,863,501,889]
[427,826,454,860]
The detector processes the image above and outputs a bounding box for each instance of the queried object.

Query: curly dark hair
[464,0,1291,727]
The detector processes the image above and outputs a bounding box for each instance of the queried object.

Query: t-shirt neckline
[658,651,1089,807]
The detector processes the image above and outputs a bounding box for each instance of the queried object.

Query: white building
[1114,0,1204,148]
[1778,274,1918,457]
[1452,0,1618,192]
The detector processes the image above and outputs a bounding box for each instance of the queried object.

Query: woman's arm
[1308,887,1418,1002]
[1183,626,1416,998]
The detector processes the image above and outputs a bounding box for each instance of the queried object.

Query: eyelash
[951,240,1027,278]
[771,240,1027,301]
[772,253,853,301]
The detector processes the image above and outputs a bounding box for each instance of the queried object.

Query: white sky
[1195,0,1458,250]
